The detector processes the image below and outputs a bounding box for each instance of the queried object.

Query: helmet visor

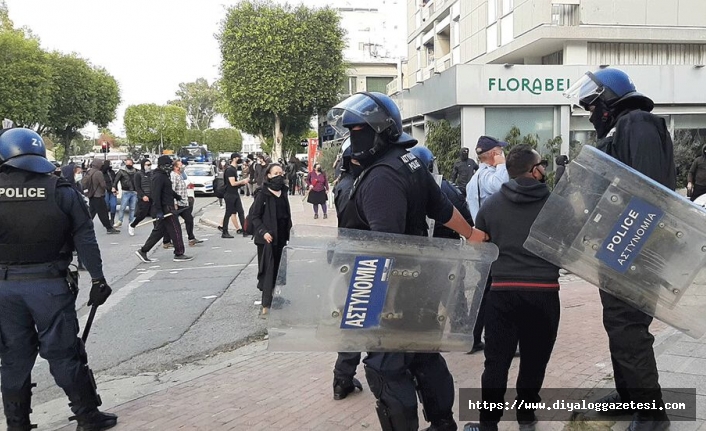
[564,72,604,110]
[327,93,393,137]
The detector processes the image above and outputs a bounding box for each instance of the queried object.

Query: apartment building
[390,0,706,155]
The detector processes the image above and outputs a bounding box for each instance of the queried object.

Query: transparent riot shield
[525,145,706,338]
[267,226,499,352]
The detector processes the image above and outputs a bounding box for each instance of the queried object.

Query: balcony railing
[435,53,452,73]
[386,77,401,95]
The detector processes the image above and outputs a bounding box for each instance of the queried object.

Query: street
[17,195,269,430]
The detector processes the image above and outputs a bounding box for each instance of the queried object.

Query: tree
[168,78,220,131]
[1,0,13,32]
[0,31,53,127]
[674,129,705,188]
[42,53,121,163]
[202,128,243,153]
[123,104,187,153]
[218,0,346,160]
[425,120,461,179]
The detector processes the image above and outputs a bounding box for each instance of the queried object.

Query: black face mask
[460,152,469,161]
[589,100,614,139]
[349,125,378,160]
[267,175,285,191]
[348,162,364,178]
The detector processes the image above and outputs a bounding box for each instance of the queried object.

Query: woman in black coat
[250,163,292,318]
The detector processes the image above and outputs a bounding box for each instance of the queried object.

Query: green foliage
[0,31,53,127]
[504,125,539,151]
[168,78,220,130]
[425,120,461,179]
[0,0,13,32]
[317,145,340,178]
[202,128,243,153]
[42,53,121,162]
[123,104,187,151]
[674,129,705,188]
[218,0,346,158]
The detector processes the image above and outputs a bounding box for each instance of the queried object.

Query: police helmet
[564,68,654,112]
[340,138,352,172]
[0,128,56,174]
[409,146,434,172]
[327,92,416,147]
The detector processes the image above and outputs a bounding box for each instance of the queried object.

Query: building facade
[391,0,706,156]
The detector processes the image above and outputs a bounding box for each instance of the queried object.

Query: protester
[129,159,153,232]
[102,160,118,227]
[83,159,120,234]
[687,145,706,201]
[305,162,329,219]
[164,160,203,247]
[250,163,292,319]
[451,147,479,195]
[219,153,249,238]
[112,157,138,235]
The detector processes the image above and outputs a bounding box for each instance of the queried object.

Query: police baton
[81,305,98,343]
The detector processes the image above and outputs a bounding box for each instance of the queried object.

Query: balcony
[435,53,452,73]
[386,77,401,95]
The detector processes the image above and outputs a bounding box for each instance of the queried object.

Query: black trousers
[222,193,244,233]
[480,290,560,424]
[164,205,196,243]
[88,196,112,231]
[364,352,455,429]
[472,276,493,345]
[141,215,185,256]
[599,290,664,413]
[130,200,152,228]
[334,352,362,381]
[0,269,101,419]
[256,242,285,308]
[690,183,706,202]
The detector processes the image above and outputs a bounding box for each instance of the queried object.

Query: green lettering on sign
[488,78,571,95]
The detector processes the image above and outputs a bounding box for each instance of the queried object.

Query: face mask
[349,162,364,178]
[349,125,379,166]
[461,151,469,161]
[144,166,152,172]
[75,173,83,183]
[315,167,321,172]
[589,100,614,139]
[54,171,62,177]
[126,164,134,169]
[267,175,285,191]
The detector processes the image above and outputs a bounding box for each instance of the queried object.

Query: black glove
[88,277,112,306]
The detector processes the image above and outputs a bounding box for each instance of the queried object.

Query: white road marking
[202,295,217,299]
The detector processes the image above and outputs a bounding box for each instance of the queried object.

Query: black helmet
[0,128,56,174]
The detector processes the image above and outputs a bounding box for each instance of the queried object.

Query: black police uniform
[596,109,675,415]
[341,146,457,431]
[0,168,110,429]
[332,169,364,398]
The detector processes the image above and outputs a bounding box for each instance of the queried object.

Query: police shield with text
[326,92,490,431]
[527,68,676,431]
[0,128,116,431]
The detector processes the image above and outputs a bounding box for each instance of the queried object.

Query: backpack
[243,189,263,236]
[214,178,226,199]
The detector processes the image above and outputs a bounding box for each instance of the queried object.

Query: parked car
[184,163,216,195]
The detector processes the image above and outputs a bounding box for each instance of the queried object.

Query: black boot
[75,409,118,431]
[626,410,670,431]
[333,377,363,400]
[3,383,36,431]
[422,416,458,431]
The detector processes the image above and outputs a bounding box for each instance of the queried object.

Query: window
[486,107,555,154]
[502,0,513,15]
[452,20,460,46]
[486,23,498,53]
[500,13,513,46]
[366,77,394,93]
[341,76,357,95]
[426,44,435,65]
[487,0,497,25]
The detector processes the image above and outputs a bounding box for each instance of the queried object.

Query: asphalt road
[8,196,267,429]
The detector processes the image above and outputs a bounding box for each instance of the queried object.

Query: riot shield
[267,226,498,352]
[525,145,706,338]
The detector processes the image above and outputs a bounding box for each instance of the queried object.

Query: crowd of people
[0,66,682,431]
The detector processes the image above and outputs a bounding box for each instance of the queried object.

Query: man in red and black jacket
[464,144,560,431]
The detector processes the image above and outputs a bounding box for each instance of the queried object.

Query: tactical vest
[0,171,71,264]
[341,147,429,237]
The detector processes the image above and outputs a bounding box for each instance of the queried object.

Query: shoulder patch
[606,127,617,138]
[399,153,422,173]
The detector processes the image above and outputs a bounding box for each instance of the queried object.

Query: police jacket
[451,158,479,190]
[341,146,454,236]
[150,169,181,216]
[597,109,676,190]
[333,172,355,220]
[0,167,104,278]
[434,180,473,239]
[113,166,138,192]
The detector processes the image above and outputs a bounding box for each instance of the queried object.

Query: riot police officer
[566,68,675,431]
[0,128,116,431]
[327,92,486,431]
[331,139,364,400]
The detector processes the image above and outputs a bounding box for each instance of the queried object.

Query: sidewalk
[51,194,703,431]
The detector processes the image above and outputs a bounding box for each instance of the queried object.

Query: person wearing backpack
[250,163,292,318]
[219,153,249,238]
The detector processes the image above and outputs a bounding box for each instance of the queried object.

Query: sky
[5,0,406,137]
